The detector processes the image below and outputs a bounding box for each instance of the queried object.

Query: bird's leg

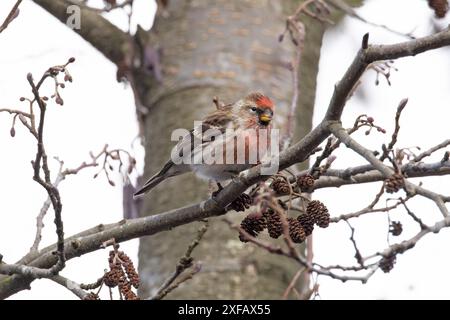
[211,182,224,198]
[212,181,252,212]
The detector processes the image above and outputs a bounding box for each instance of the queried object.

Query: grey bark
[137,0,325,299]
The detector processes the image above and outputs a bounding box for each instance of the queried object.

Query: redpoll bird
[134,92,275,197]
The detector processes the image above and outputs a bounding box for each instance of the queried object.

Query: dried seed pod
[263,208,283,239]
[379,254,396,273]
[270,177,290,195]
[104,251,126,288]
[384,173,404,194]
[297,174,315,192]
[229,193,252,212]
[288,217,306,243]
[103,268,122,288]
[239,213,266,242]
[316,211,330,228]
[307,200,330,228]
[389,221,403,236]
[428,0,449,18]
[118,251,140,289]
[297,213,315,236]
[119,279,139,300]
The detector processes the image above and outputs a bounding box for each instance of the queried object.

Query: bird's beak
[259,112,272,125]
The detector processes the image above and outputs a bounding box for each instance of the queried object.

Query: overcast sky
[0,0,449,299]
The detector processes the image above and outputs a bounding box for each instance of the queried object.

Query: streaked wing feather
[174,109,234,160]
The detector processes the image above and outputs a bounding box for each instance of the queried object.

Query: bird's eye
[250,106,257,112]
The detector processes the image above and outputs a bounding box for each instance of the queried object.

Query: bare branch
[282,268,304,299]
[363,216,450,265]
[400,199,429,231]
[380,98,408,161]
[2,25,450,299]
[312,160,450,190]
[223,217,374,283]
[150,220,208,300]
[325,26,450,121]
[329,122,449,217]
[32,0,131,66]
[29,163,65,254]
[413,139,450,162]
[345,220,364,266]
[326,0,416,39]
[0,0,22,34]
[27,72,66,273]
[50,274,89,299]
[149,263,202,301]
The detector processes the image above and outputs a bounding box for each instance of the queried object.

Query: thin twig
[345,220,364,266]
[51,274,89,299]
[0,0,22,34]
[380,98,408,161]
[282,268,304,299]
[150,220,208,300]
[400,199,429,231]
[413,139,450,163]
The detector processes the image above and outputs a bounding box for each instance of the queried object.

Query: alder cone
[384,173,404,194]
[297,213,315,236]
[307,200,330,228]
[288,217,306,243]
[316,210,330,228]
[270,177,290,195]
[297,174,315,192]
[389,221,403,237]
[379,254,397,273]
[229,193,253,212]
[263,208,283,239]
[428,0,449,18]
[239,214,266,242]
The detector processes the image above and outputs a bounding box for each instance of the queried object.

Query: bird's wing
[134,108,235,197]
[172,109,235,162]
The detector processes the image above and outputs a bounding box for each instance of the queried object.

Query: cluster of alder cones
[84,247,140,300]
[238,174,330,244]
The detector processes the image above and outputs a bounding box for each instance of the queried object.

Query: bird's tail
[133,173,166,197]
[133,161,183,198]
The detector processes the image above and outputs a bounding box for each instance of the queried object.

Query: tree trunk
[29,0,362,300]
[137,0,326,299]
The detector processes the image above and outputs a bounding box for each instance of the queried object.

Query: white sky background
[0,0,449,299]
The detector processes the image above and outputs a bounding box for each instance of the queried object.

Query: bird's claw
[212,182,224,198]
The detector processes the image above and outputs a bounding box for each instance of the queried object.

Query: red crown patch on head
[247,92,274,109]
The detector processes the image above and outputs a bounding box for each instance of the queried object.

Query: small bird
[134,92,275,197]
